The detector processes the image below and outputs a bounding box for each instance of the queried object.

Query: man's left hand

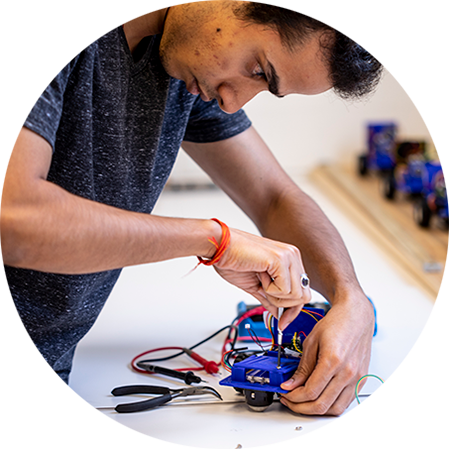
[279,292,375,416]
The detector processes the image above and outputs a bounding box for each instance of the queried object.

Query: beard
[158,2,217,80]
[159,15,179,78]
[158,33,177,78]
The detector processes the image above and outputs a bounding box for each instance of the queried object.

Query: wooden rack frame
[310,163,448,300]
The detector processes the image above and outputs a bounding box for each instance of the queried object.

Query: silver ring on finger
[300,273,310,288]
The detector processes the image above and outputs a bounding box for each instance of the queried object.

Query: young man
[1,2,382,415]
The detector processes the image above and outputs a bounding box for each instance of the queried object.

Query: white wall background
[0,0,61,72]
[172,0,449,182]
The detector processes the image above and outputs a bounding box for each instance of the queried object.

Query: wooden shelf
[310,163,447,299]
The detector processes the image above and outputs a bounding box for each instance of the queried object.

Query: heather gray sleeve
[183,96,252,143]
[24,57,79,150]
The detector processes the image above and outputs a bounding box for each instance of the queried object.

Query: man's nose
[216,83,264,114]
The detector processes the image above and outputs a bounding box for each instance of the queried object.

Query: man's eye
[253,64,266,80]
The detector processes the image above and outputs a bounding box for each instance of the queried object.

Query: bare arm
[1,128,309,321]
[1,127,221,273]
[183,126,375,416]
[183,125,361,304]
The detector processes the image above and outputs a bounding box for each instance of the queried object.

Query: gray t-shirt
[5,26,251,383]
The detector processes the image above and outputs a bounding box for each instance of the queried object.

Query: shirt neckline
[119,25,157,75]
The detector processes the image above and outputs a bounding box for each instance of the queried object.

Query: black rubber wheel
[358,154,368,176]
[382,171,396,200]
[244,389,274,412]
[413,196,432,228]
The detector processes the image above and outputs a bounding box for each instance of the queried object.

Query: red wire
[239,336,272,342]
[132,305,273,374]
[238,306,266,321]
[305,309,324,318]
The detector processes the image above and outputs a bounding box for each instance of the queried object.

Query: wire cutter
[111,384,223,413]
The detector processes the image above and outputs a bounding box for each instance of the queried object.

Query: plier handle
[111,384,222,413]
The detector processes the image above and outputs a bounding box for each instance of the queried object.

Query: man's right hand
[212,227,312,329]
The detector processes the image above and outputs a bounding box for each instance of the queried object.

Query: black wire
[246,327,265,351]
[229,324,238,350]
[225,346,248,367]
[226,315,239,341]
[225,347,264,368]
[144,308,264,363]
[225,351,236,368]
[138,324,236,364]
[190,324,236,350]
[139,350,184,364]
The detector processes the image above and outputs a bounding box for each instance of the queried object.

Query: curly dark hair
[232,2,383,100]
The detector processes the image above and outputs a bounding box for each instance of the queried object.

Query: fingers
[280,360,365,416]
[245,289,304,330]
[264,247,307,299]
[279,334,342,415]
[281,334,319,391]
[280,381,356,416]
[278,305,303,330]
[276,295,375,416]
[251,286,277,316]
[265,252,311,312]
[257,271,273,293]
[264,271,311,310]
[279,336,370,415]
[283,350,336,402]
[264,280,311,330]
[272,305,302,331]
[280,351,356,416]
[214,228,311,314]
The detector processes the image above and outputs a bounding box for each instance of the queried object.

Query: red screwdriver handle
[183,348,220,374]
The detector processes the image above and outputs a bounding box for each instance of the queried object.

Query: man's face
[159,2,332,114]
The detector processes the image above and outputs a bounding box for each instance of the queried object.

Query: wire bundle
[131,306,324,375]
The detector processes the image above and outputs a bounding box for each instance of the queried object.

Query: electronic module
[220,306,325,411]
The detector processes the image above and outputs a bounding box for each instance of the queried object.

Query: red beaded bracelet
[197,218,231,266]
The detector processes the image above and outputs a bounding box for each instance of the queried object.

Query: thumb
[280,339,317,391]
[278,305,302,331]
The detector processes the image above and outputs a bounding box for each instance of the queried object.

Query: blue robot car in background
[413,163,448,228]
[358,123,397,176]
[381,141,427,200]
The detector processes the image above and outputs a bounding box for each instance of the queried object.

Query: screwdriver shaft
[277,307,284,369]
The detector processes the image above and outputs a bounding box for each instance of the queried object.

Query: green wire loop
[355,374,386,449]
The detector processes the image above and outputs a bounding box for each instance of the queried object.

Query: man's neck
[123,8,169,53]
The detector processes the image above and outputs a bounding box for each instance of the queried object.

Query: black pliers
[111,384,223,413]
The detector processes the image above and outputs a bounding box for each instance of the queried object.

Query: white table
[68,177,435,448]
